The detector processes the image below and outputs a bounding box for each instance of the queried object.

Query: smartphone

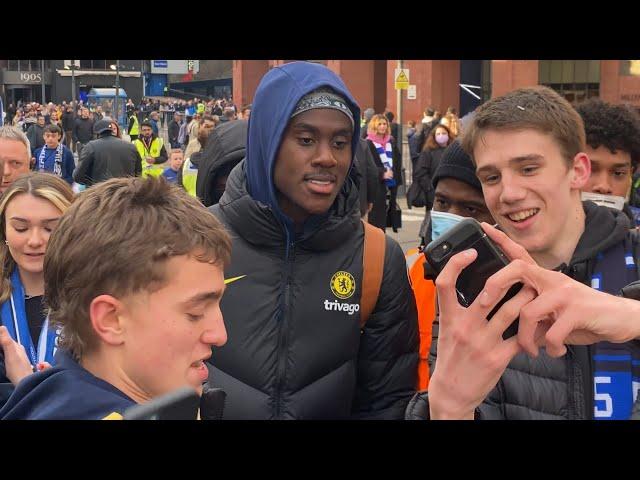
[424,218,523,340]
[123,387,200,420]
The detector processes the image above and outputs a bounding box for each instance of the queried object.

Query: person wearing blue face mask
[406,139,494,390]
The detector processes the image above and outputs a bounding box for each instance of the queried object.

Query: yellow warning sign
[395,69,410,90]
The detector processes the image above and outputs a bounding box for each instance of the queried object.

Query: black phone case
[425,218,523,339]
[123,387,200,420]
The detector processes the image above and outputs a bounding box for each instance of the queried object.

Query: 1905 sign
[20,72,41,82]
[1,71,52,85]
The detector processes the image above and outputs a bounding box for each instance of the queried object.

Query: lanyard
[8,290,56,367]
[141,137,155,156]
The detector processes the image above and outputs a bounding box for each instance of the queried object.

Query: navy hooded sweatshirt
[0,349,136,420]
[244,61,362,240]
[208,61,418,419]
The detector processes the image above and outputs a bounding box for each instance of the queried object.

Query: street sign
[151,60,199,75]
[64,60,81,68]
[407,85,416,100]
[395,68,410,90]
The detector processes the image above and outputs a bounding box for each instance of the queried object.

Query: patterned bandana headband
[291,88,354,129]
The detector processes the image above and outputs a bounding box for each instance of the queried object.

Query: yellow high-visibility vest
[182,157,198,197]
[129,115,139,136]
[134,137,165,178]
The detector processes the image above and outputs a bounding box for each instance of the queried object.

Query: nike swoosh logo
[224,275,246,285]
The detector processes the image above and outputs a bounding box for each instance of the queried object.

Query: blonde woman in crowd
[0,173,74,406]
[440,106,460,138]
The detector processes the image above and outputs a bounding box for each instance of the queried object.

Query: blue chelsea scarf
[0,269,57,367]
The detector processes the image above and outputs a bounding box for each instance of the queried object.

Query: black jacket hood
[572,200,630,265]
[205,120,248,174]
[196,120,248,207]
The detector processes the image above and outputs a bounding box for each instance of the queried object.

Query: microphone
[199,383,226,420]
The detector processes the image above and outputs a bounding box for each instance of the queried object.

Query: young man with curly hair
[575,98,640,226]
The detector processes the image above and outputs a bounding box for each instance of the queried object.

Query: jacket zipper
[565,265,590,419]
[586,344,595,419]
[566,345,579,420]
[274,241,295,419]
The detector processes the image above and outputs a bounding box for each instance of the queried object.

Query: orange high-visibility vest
[406,248,436,391]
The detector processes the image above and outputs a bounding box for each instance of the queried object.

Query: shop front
[1,70,52,105]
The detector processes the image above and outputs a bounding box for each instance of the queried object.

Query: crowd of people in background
[1,60,640,421]
[0,92,471,243]
[0,95,251,193]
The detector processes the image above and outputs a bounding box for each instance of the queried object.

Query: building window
[620,61,640,76]
[11,60,49,71]
[539,60,600,105]
[78,60,117,70]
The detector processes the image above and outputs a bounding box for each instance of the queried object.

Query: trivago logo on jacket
[324,270,359,315]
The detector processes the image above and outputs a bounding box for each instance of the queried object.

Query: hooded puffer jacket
[207,62,418,419]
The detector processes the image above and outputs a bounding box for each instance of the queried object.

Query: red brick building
[233,60,640,124]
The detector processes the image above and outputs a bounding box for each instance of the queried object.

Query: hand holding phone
[475,222,640,358]
[425,218,523,339]
[426,245,538,419]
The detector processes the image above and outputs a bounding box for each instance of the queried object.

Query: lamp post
[64,61,79,108]
[396,59,404,194]
[110,61,120,126]
[41,60,46,104]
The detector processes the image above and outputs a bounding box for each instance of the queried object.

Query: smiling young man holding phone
[410,86,640,420]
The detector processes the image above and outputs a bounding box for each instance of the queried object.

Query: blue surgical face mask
[430,210,465,242]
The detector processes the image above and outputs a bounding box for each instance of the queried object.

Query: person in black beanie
[419,139,494,247]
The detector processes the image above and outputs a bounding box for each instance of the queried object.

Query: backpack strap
[360,220,386,328]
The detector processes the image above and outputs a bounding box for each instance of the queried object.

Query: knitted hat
[431,139,481,191]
